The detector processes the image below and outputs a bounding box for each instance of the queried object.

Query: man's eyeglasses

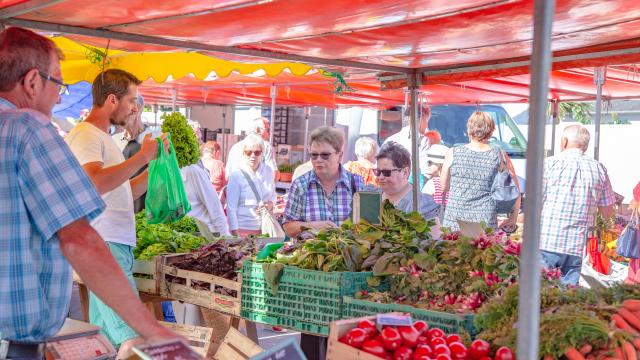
[39,71,68,95]
[244,150,263,157]
[310,152,334,160]
[373,168,403,177]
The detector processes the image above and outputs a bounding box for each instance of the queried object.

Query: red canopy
[3,0,640,105]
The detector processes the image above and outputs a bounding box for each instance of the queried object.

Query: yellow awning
[52,37,315,84]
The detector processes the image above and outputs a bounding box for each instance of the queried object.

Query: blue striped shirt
[0,98,105,341]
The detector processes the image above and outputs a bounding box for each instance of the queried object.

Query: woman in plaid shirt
[283,126,364,238]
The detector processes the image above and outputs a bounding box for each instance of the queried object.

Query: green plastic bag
[145,135,191,224]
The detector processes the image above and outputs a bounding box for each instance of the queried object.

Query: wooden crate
[326,313,401,360]
[160,253,242,316]
[214,327,263,360]
[73,257,161,296]
[160,322,213,358]
[133,258,161,295]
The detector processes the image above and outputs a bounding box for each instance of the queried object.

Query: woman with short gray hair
[226,134,276,237]
[344,136,378,186]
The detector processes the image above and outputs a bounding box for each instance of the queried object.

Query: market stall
[4,1,640,359]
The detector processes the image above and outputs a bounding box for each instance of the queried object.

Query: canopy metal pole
[408,71,420,212]
[303,107,310,162]
[517,0,555,359]
[550,100,558,156]
[171,89,177,112]
[593,66,606,160]
[324,107,328,126]
[222,106,227,163]
[269,84,276,146]
[153,104,158,128]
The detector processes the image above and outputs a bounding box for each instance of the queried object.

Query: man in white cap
[422,144,450,206]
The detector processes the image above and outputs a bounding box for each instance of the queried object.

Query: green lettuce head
[161,112,201,168]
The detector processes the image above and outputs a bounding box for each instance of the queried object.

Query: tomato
[416,336,430,346]
[430,337,447,347]
[478,357,493,360]
[414,344,433,358]
[362,339,389,358]
[436,354,452,360]
[433,344,451,356]
[494,347,515,360]
[413,355,432,360]
[446,334,461,345]
[358,319,379,338]
[427,328,445,340]
[469,340,491,359]
[398,326,420,348]
[393,346,414,360]
[448,342,468,360]
[381,327,403,351]
[413,320,429,335]
[342,328,368,349]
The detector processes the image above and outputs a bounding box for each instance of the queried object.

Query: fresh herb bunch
[259,200,436,273]
[161,112,201,168]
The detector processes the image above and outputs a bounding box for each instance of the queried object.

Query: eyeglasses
[310,152,334,160]
[244,150,263,157]
[373,168,403,177]
[39,71,69,95]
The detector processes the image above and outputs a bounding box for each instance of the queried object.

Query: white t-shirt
[65,122,136,246]
[226,164,275,231]
[181,164,230,236]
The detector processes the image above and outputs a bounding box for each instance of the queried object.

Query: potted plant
[278,163,295,182]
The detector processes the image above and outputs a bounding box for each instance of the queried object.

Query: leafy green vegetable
[161,112,200,168]
[134,211,208,259]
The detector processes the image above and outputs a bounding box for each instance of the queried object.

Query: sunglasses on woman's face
[310,152,334,160]
[244,150,262,157]
[373,168,403,177]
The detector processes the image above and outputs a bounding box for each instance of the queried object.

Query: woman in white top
[226,134,276,237]
[181,164,230,236]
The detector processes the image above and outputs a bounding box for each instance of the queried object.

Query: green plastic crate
[342,296,477,337]
[240,260,383,336]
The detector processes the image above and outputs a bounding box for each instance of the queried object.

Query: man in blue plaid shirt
[540,124,616,285]
[0,27,177,359]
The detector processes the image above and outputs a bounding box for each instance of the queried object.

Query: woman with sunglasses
[226,134,276,237]
[374,142,440,220]
[283,126,365,238]
[283,126,364,359]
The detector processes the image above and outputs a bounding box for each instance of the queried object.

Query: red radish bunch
[339,321,515,360]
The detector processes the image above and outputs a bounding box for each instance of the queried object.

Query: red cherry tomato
[414,344,433,358]
[416,336,430,346]
[469,340,491,359]
[430,337,447,347]
[494,347,515,360]
[433,344,451,356]
[448,342,468,360]
[393,346,414,360]
[445,334,461,345]
[398,326,420,348]
[381,327,403,351]
[427,328,445,340]
[361,339,388,358]
[413,320,429,335]
[358,319,378,338]
[436,354,452,360]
